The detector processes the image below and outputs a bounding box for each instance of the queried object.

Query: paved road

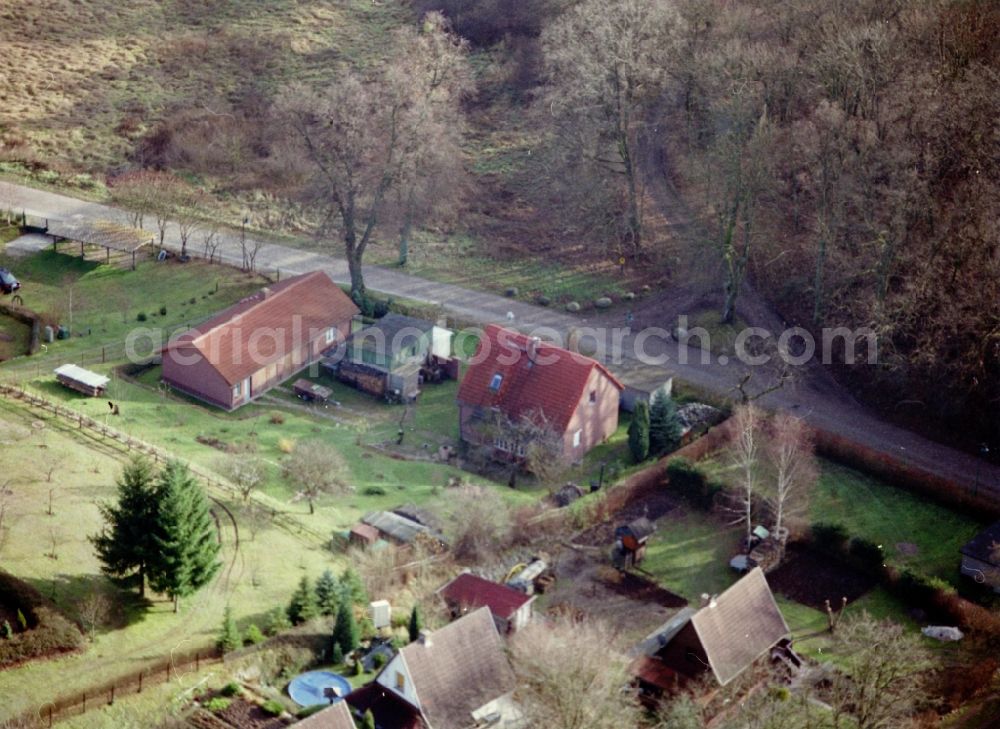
[2,179,998,500]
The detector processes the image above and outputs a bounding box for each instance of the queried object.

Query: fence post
[167,661,171,682]
[138,670,143,693]
[82,692,86,713]
[109,684,114,705]
[196,652,200,671]
[48,705,53,728]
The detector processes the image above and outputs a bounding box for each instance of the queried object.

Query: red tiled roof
[350,523,380,543]
[163,271,358,385]
[456,325,623,433]
[438,573,533,620]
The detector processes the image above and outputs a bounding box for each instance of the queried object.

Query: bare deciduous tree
[78,587,112,640]
[763,412,817,547]
[542,0,678,257]
[282,440,349,515]
[828,612,931,729]
[728,404,760,550]
[216,453,267,504]
[510,617,644,729]
[447,484,512,564]
[279,18,471,301]
[482,410,565,488]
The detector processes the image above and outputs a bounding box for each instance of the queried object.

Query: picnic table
[293,379,333,403]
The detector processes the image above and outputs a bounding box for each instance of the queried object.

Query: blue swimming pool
[287,670,353,707]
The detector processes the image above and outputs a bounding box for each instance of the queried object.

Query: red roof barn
[437,573,535,634]
[162,271,358,410]
[457,325,623,462]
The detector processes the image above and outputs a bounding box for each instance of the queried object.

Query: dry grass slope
[0,0,410,172]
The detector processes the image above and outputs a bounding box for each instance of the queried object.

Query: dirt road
[1,179,997,501]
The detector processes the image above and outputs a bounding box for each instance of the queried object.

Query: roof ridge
[191,271,324,345]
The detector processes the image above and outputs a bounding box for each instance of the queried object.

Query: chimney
[527,337,541,362]
[418,629,433,647]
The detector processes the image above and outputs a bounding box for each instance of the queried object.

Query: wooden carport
[46,219,153,270]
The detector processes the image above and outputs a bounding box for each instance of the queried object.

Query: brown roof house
[161,271,358,410]
[348,607,522,729]
[437,573,535,635]
[457,325,623,463]
[959,520,1000,592]
[629,568,790,697]
[293,699,355,729]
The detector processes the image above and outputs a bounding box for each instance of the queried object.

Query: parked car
[0,268,19,295]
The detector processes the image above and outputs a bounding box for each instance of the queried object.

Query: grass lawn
[0,248,265,374]
[0,399,337,723]
[0,313,31,361]
[641,509,743,601]
[812,461,986,585]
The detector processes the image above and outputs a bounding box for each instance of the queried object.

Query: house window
[489,373,503,392]
[233,381,242,399]
[573,429,582,448]
[395,671,405,691]
[589,390,597,403]
[325,327,337,345]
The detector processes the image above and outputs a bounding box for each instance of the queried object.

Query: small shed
[293,378,333,403]
[54,364,110,397]
[618,370,674,414]
[959,521,1000,592]
[613,517,656,569]
[350,523,381,549]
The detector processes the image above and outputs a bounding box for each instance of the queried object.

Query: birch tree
[764,413,817,549]
[729,404,760,549]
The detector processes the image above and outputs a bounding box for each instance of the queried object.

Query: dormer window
[489,373,503,392]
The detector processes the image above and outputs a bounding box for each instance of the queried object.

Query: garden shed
[54,364,109,397]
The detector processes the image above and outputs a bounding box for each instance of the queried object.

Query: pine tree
[147,461,221,612]
[266,606,291,636]
[627,401,650,462]
[90,457,159,597]
[217,606,240,653]
[331,642,344,665]
[408,605,423,643]
[649,391,682,456]
[340,567,367,605]
[287,576,319,625]
[315,569,340,616]
[332,599,359,656]
[360,709,376,729]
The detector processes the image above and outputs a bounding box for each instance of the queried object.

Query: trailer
[54,364,109,397]
[292,378,333,403]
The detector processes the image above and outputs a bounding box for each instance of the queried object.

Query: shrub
[136,312,147,322]
[848,537,885,575]
[244,624,265,646]
[331,642,344,665]
[217,606,240,653]
[277,438,295,454]
[0,572,83,667]
[287,576,319,625]
[189,297,197,304]
[204,697,231,713]
[894,569,955,608]
[159,305,167,316]
[219,682,242,698]
[810,522,849,554]
[362,485,387,496]
[665,458,717,510]
[269,412,285,425]
[261,699,285,717]
[265,606,291,636]
[0,621,11,639]
[372,652,388,670]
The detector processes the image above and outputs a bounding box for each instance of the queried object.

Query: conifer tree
[360,709,376,729]
[332,599,359,656]
[217,606,240,652]
[340,567,367,605]
[147,461,221,612]
[90,457,159,597]
[649,391,682,456]
[627,401,650,462]
[315,569,340,616]
[287,576,319,625]
[408,605,423,643]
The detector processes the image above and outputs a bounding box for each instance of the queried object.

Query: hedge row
[0,571,84,667]
[665,457,724,510]
[805,523,1000,634]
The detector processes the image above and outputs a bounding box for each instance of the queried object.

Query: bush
[362,485,387,496]
[136,312,147,322]
[159,305,167,316]
[0,572,83,667]
[269,413,285,425]
[277,438,295,454]
[848,537,885,575]
[810,522,849,554]
[665,458,718,510]
[261,699,285,717]
[372,652,388,670]
[189,297,197,304]
[204,697,231,713]
[219,682,242,698]
[265,606,291,636]
[244,624,265,646]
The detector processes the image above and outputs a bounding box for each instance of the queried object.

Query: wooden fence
[15,646,222,728]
